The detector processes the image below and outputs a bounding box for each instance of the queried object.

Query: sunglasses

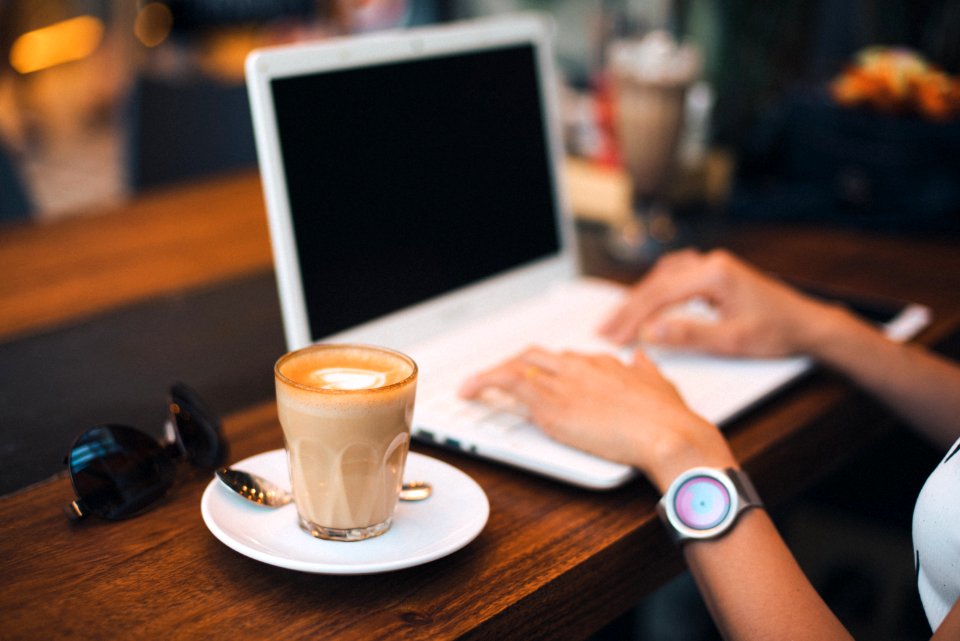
[65,382,229,521]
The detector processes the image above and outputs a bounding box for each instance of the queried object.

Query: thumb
[641,318,728,354]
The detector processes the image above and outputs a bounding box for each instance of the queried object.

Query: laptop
[245,14,931,489]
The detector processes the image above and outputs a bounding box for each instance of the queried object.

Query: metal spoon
[216,468,432,507]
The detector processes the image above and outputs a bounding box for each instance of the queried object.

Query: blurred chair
[124,73,258,191]
[0,139,32,221]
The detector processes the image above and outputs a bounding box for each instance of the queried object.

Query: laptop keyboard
[406,278,816,488]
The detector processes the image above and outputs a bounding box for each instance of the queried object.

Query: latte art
[309,367,387,390]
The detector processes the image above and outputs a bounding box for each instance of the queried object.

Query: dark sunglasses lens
[169,382,227,469]
[68,425,175,520]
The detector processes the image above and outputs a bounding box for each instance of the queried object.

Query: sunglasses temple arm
[61,451,88,521]
[63,499,89,522]
[162,417,190,460]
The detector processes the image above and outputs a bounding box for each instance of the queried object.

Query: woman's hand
[458,346,737,493]
[600,249,843,358]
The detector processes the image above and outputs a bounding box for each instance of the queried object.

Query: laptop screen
[270,43,561,341]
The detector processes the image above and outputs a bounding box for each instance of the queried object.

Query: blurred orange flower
[831,47,960,121]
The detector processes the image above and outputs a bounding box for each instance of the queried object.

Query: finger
[459,344,562,398]
[641,317,734,355]
[458,359,520,398]
[458,360,537,399]
[653,247,703,272]
[600,263,717,345]
[597,306,639,345]
[521,347,588,378]
[599,280,674,345]
[629,347,658,370]
[598,278,665,341]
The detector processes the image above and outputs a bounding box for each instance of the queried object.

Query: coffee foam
[276,345,416,412]
[308,367,388,390]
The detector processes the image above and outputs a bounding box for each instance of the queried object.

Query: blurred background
[1,0,958,229]
[1,2,959,639]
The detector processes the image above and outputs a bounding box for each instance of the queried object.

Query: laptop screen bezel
[245,15,579,350]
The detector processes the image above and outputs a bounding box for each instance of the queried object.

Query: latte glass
[274,344,417,541]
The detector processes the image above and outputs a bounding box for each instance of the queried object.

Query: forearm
[644,409,851,639]
[683,509,853,641]
[799,306,960,450]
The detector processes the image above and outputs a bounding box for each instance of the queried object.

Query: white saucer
[201,449,488,574]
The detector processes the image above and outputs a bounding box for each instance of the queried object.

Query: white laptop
[245,14,931,489]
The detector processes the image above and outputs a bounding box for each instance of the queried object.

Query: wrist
[788,298,853,357]
[646,416,739,495]
[797,303,894,373]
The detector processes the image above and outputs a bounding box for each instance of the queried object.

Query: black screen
[271,44,561,340]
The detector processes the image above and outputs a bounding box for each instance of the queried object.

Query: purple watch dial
[673,475,731,530]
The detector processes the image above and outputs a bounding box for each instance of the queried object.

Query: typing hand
[599,249,835,358]
[458,346,736,492]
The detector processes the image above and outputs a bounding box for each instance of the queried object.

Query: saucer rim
[200,449,489,574]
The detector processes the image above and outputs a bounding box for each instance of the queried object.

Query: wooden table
[2,171,959,640]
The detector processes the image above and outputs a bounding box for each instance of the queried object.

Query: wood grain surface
[0,170,271,341]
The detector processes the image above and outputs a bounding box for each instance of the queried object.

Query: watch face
[673,474,732,530]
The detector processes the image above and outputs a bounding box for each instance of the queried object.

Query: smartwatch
[657,467,763,544]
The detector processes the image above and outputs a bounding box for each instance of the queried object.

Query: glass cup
[605,32,700,264]
[274,344,418,541]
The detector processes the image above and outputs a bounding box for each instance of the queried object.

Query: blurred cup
[274,344,417,541]
[609,31,701,196]
[605,31,702,263]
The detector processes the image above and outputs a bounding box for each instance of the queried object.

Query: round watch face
[673,474,732,531]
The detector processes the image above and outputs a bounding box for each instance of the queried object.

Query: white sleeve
[912,437,960,632]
